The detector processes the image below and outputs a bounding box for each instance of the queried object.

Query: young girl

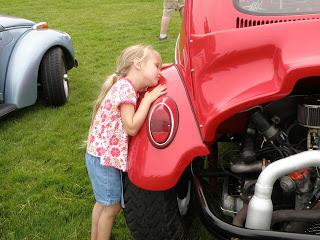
[85,45,167,240]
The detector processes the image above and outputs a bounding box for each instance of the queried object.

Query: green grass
[0,1,213,239]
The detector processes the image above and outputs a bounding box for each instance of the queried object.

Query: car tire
[123,174,192,240]
[39,47,69,107]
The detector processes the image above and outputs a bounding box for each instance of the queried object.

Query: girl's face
[141,51,162,87]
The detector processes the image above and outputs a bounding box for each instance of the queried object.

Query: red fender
[127,65,209,191]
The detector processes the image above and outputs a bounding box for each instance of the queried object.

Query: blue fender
[5,28,75,108]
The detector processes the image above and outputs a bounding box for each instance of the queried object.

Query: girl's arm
[120,84,167,136]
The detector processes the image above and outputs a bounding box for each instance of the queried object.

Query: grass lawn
[0,1,214,239]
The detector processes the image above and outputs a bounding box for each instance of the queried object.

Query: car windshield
[236,0,320,14]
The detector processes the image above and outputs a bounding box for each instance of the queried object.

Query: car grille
[236,16,320,28]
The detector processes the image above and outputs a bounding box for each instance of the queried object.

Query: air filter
[298,103,320,129]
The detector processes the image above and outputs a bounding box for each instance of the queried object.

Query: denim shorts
[85,152,125,208]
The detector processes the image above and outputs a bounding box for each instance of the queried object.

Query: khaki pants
[163,0,184,17]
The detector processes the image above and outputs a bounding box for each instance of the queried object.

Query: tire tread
[40,47,67,106]
[123,175,187,240]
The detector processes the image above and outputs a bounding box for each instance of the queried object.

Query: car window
[236,0,320,14]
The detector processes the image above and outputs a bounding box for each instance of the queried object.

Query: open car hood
[0,15,34,29]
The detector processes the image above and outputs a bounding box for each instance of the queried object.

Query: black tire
[39,47,68,106]
[123,174,191,240]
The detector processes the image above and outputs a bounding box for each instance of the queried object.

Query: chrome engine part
[245,151,320,230]
[221,178,243,217]
[298,101,320,129]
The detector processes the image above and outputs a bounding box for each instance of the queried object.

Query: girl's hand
[120,84,167,136]
[144,84,167,103]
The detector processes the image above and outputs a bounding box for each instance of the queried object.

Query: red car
[124,0,320,239]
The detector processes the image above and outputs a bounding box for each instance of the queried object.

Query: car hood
[0,15,34,29]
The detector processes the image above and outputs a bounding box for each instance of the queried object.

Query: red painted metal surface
[127,66,209,191]
[128,0,320,190]
[181,0,320,142]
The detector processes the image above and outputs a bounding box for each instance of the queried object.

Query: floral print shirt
[87,78,137,171]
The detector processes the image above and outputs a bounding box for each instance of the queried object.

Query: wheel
[123,173,193,240]
[39,47,69,106]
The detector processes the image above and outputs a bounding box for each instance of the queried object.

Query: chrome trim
[148,102,175,147]
[177,180,191,216]
[63,74,69,98]
[0,26,31,32]
[174,34,180,64]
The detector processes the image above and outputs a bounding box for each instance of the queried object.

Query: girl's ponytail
[91,73,119,124]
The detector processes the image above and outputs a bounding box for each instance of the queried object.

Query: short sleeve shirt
[87,78,137,172]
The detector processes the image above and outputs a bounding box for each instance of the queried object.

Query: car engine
[219,95,320,234]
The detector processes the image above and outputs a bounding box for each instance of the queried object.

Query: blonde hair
[91,44,156,123]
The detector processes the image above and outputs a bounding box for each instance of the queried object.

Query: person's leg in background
[159,0,175,40]
[178,0,184,17]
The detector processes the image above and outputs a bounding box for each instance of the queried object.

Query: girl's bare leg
[97,203,121,240]
[91,202,104,240]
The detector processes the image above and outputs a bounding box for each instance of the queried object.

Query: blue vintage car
[0,15,77,117]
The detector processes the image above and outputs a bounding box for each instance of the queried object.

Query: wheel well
[37,46,74,84]
[60,46,76,70]
[291,76,320,95]
[175,166,192,199]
